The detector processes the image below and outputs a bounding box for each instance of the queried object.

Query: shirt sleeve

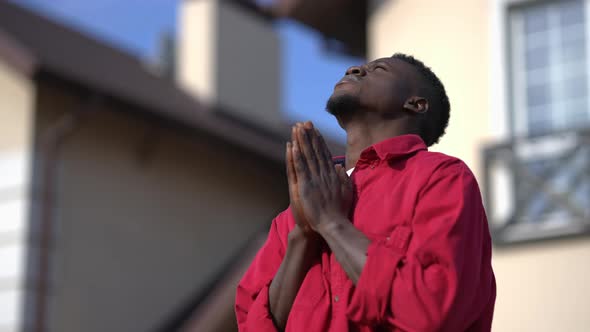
[346,161,496,331]
[235,214,287,332]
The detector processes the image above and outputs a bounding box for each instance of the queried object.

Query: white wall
[0,57,34,332]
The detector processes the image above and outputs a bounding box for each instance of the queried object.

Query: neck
[340,112,414,170]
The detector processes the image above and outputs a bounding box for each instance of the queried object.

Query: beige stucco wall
[369,0,491,175]
[34,82,288,332]
[369,0,590,331]
[0,57,34,332]
[492,239,590,331]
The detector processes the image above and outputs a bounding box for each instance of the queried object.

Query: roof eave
[249,0,368,57]
[0,27,37,77]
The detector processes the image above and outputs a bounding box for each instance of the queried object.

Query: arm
[235,216,318,332]
[316,219,368,284]
[235,128,321,331]
[268,228,319,330]
[235,217,285,332]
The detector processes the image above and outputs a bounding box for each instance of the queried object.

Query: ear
[403,96,429,114]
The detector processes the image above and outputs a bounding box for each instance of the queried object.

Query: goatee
[325,94,361,117]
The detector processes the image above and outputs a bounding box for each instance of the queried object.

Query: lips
[335,75,360,87]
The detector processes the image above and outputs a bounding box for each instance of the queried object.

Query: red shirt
[236,135,496,331]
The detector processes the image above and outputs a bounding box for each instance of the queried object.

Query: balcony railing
[482,128,590,245]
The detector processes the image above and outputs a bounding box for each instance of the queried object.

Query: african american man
[235,53,496,332]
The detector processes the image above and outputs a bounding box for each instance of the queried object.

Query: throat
[343,115,416,170]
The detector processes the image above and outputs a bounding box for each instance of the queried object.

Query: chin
[326,93,361,117]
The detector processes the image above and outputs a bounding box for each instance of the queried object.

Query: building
[3,0,589,331]
[248,0,590,331]
[0,1,344,332]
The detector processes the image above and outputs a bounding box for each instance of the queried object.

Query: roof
[0,1,345,163]
[234,0,367,56]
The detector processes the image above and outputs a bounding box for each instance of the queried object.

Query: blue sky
[16,0,362,140]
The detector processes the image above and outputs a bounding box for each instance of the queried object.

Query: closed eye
[372,63,388,71]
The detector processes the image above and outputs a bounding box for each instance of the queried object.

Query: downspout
[33,95,100,332]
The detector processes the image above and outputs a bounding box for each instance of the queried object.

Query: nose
[346,65,366,76]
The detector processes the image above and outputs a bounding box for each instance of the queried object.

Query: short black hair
[391,53,450,146]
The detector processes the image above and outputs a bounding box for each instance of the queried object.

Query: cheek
[359,85,402,111]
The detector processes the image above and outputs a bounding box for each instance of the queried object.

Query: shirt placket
[330,252,344,310]
[330,168,363,316]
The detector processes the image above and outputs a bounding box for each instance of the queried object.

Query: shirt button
[386,237,390,241]
[334,295,339,302]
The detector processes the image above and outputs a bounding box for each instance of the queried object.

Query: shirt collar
[359,134,427,161]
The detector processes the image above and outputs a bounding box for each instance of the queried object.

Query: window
[509,0,590,136]
[484,0,590,244]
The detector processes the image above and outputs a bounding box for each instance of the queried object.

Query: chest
[349,165,425,239]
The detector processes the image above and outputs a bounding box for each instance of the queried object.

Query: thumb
[335,165,352,189]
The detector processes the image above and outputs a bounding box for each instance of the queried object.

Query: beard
[325,93,361,117]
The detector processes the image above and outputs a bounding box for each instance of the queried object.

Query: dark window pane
[562,76,587,99]
[526,47,550,69]
[527,105,553,134]
[561,24,585,44]
[563,99,589,127]
[527,67,550,84]
[559,0,585,26]
[561,41,586,62]
[524,7,548,33]
[525,29,550,49]
[527,84,551,106]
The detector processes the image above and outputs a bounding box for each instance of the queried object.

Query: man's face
[327,58,415,116]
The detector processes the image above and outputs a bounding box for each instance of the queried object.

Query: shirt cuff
[245,284,279,332]
[346,240,404,325]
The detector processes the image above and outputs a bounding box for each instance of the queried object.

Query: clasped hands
[286,122,353,238]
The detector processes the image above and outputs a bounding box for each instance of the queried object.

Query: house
[0,1,344,332]
[246,0,590,331]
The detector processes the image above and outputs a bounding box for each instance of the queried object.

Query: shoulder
[414,150,474,177]
[412,150,479,192]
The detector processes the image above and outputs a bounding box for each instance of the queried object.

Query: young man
[235,53,496,331]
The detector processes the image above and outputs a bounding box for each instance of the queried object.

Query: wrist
[288,226,318,247]
[317,215,349,238]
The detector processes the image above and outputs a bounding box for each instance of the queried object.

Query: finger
[311,128,332,175]
[286,142,297,187]
[291,124,298,145]
[336,164,351,188]
[292,139,310,181]
[287,143,305,220]
[314,128,337,177]
[296,123,320,175]
[335,164,345,181]
[292,124,310,174]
